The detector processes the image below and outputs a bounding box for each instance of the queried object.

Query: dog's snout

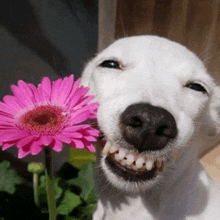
[120,103,177,152]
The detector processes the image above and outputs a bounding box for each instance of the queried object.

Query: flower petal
[11,85,34,107]
[0,114,14,122]
[51,78,62,104]
[71,139,84,149]
[0,101,17,115]
[3,95,24,112]
[17,80,34,98]
[74,95,95,109]
[85,143,96,152]
[66,78,81,102]
[18,144,31,158]
[58,75,74,104]
[55,134,72,144]
[15,80,36,106]
[51,138,63,152]
[83,136,97,142]
[68,87,89,109]
[70,110,91,124]
[0,121,15,127]
[2,142,14,150]
[17,136,35,148]
[2,130,29,142]
[61,132,83,139]
[28,84,41,103]
[40,136,53,146]
[62,124,90,132]
[82,128,100,136]
[30,141,43,155]
[40,77,52,100]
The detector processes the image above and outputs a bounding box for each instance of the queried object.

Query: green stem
[44,147,57,220]
[33,173,40,207]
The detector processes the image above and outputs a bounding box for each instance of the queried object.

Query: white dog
[81,35,220,220]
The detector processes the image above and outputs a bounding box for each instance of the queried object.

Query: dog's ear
[80,59,98,98]
[80,60,94,87]
[198,86,220,158]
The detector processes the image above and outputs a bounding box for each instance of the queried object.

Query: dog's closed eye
[99,60,121,69]
[186,83,207,94]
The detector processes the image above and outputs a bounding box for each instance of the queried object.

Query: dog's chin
[99,141,166,192]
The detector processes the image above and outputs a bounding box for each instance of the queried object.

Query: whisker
[202,51,220,64]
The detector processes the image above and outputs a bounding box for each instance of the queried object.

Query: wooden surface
[201,146,220,183]
[115,0,220,83]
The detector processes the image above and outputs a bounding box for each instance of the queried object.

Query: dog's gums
[102,141,165,181]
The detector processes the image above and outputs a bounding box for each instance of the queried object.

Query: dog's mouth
[102,141,166,182]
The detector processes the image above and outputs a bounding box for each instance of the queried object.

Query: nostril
[155,125,168,136]
[121,109,143,128]
[128,116,142,127]
[156,123,178,139]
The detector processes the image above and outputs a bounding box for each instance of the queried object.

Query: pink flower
[0,75,100,158]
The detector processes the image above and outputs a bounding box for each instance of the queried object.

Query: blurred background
[0,0,220,185]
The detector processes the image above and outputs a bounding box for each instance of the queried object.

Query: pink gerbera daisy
[0,75,100,158]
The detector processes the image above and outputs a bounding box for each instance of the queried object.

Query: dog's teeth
[114,153,121,161]
[109,145,118,154]
[103,141,111,155]
[126,154,134,165]
[146,159,154,171]
[132,164,139,171]
[158,161,165,172]
[103,142,165,173]
[118,149,126,160]
[156,160,162,168]
[120,159,127,166]
[136,157,145,169]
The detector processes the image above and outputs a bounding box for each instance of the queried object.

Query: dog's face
[81,36,220,191]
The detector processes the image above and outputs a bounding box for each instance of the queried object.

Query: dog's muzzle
[120,103,178,152]
[101,103,178,182]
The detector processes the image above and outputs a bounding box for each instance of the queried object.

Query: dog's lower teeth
[114,153,121,161]
[136,157,145,169]
[126,154,135,165]
[146,160,154,171]
[133,165,139,171]
[118,149,126,160]
[103,142,165,173]
[120,159,127,166]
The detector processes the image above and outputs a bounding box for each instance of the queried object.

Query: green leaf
[68,148,96,168]
[57,189,81,215]
[67,163,96,201]
[86,187,98,204]
[0,161,23,194]
[75,203,97,220]
[82,203,97,219]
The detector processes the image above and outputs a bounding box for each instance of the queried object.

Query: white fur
[81,35,220,220]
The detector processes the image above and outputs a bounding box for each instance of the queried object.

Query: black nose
[120,103,177,152]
